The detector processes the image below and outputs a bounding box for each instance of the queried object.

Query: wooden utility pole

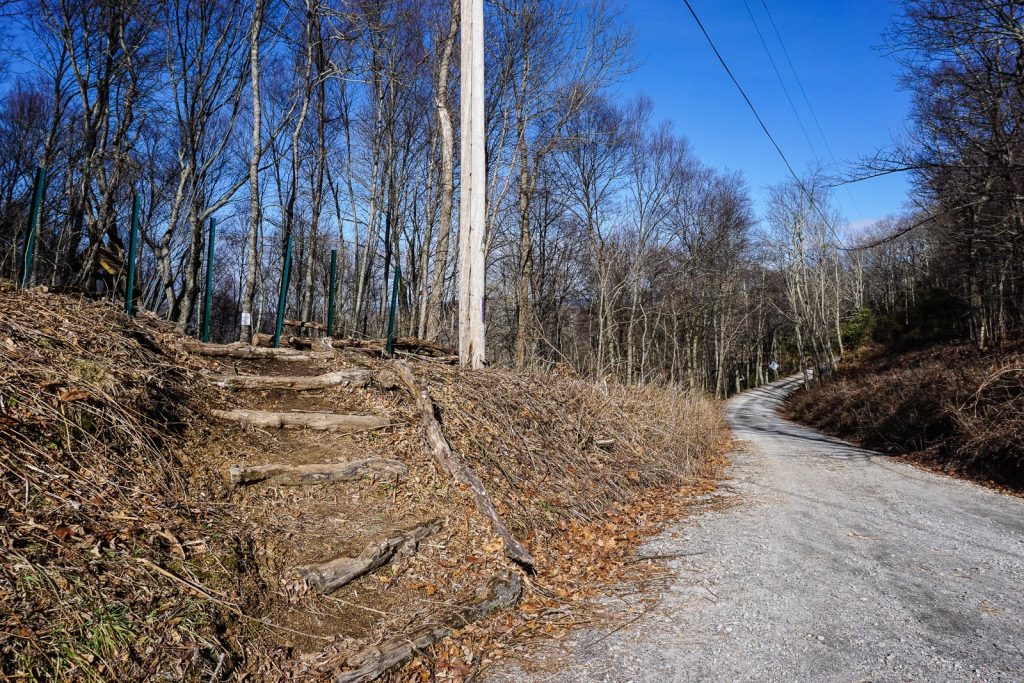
[458,0,486,369]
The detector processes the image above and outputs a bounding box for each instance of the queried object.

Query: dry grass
[0,281,259,681]
[1,282,730,681]
[416,364,726,533]
[786,342,1024,491]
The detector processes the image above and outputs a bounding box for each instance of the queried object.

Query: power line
[741,0,819,163]
[680,0,847,247]
[757,0,835,161]
[757,0,867,221]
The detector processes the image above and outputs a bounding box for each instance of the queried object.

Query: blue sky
[618,0,912,231]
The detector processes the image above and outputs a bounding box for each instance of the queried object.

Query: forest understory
[785,342,1024,494]
[0,284,731,682]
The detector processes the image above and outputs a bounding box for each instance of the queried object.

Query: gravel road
[487,376,1024,682]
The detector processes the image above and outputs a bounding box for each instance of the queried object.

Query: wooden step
[228,459,407,486]
[214,368,375,391]
[211,408,391,432]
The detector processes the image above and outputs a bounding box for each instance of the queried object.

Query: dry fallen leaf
[57,387,89,402]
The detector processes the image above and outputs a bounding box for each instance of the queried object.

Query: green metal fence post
[202,216,217,342]
[326,248,337,338]
[125,193,140,316]
[273,233,294,349]
[385,264,401,356]
[20,166,46,288]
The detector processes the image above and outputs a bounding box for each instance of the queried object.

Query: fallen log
[215,368,376,390]
[252,332,314,350]
[335,571,523,683]
[284,318,326,332]
[392,360,535,569]
[331,336,456,358]
[298,519,442,594]
[250,333,273,348]
[228,459,408,486]
[182,341,333,361]
[211,409,391,432]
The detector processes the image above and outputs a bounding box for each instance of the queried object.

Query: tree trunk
[426,1,459,341]
[240,0,265,342]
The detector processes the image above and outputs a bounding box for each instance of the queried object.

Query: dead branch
[211,409,391,432]
[215,368,376,390]
[392,360,535,569]
[228,459,408,486]
[334,571,523,683]
[298,519,442,594]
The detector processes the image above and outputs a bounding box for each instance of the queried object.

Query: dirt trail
[200,350,445,648]
[488,376,1024,682]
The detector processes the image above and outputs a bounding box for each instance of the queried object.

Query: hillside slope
[1,284,729,681]
[786,343,1024,491]
[0,282,258,681]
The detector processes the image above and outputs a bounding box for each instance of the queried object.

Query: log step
[228,459,407,486]
[215,368,375,391]
[335,571,523,683]
[183,341,334,361]
[211,408,392,432]
[297,519,443,594]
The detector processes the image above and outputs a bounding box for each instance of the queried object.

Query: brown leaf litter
[1,281,730,681]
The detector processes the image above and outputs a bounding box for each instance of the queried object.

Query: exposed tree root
[392,360,535,570]
[228,459,408,486]
[297,519,443,594]
[214,368,376,390]
[334,571,523,683]
[211,409,391,432]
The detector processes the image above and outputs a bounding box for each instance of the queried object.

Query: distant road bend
[490,376,1024,682]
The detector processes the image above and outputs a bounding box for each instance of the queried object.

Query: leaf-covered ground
[1,283,729,681]
[786,342,1024,492]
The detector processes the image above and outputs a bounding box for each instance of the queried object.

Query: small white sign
[240,312,252,326]
[768,361,780,372]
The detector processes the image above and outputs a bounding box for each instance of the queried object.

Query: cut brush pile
[1,282,729,681]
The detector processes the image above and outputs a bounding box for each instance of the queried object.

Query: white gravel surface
[486,376,1024,682]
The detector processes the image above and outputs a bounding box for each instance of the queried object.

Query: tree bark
[182,341,332,360]
[240,0,266,342]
